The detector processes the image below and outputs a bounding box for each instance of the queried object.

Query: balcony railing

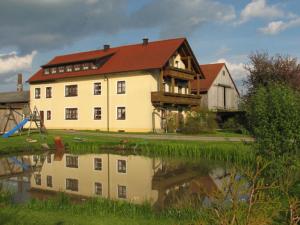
[151,91,201,106]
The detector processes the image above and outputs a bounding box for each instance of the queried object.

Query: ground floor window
[94,107,102,120]
[35,174,41,185]
[118,185,127,199]
[47,175,52,187]
[65,108,78,120]
[95,182,102,195]
[117,107,126,120]
[66,178,78,191]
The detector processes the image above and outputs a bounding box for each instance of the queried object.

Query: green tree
[245,83,300,158]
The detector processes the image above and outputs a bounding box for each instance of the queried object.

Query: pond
[0,151,230,209]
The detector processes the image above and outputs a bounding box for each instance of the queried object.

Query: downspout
[104,75,110,132]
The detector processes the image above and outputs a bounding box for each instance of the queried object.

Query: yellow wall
[30,153,159,204]
[30,70,161,132]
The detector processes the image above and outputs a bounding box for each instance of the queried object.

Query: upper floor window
[66,155,78,168]
[117,160,126,173]
[66,178,78,191]
[46,87,52,98]
[65,108,78,120]
[65,85,78,97]
[223,70,225,76]
[44,68,50,75]
[51,67,57,74]
[117,107,126,120]
[47,155,51,163]
[117,81,125,94]
[74,64,81,71]
[94,107,102,120]
[58,66,65,73]
[94,158,102,170]
[94,83,101,95]
[83,63,89,70]
[35,88,41,99]
[66,65,73,72]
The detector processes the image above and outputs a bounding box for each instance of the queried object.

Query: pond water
[0,151,230,209]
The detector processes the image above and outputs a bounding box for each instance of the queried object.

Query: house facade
[28,38,203,132]
[192,63,240,111]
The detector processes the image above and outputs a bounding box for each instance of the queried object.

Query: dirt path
[59,130,254,142]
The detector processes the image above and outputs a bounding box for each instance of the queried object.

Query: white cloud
[259,17,300,35]
[0,51,37,75]
[238,0,284,24]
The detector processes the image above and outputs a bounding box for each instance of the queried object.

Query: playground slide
[2,118,29,138]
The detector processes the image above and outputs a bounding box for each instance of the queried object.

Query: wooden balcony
[164,67,196,80]
[151,91,201,106]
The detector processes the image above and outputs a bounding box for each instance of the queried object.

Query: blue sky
[0,0,299,93]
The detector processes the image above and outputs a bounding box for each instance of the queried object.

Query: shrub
[181,108,218,134]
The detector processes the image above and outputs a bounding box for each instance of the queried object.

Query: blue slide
[2,118,29,138]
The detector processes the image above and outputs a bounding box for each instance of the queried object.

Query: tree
[244,52,300,96]
[245,83,300,158]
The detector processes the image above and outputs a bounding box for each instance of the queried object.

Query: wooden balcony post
[171,77,175,93]
[159,70,164,92]
[188,56,191,71]
[196,74,200,95]
[188,80,191,94]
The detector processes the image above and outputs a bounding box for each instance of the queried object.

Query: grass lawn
[0,207,180,225]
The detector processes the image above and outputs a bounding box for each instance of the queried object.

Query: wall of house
[207,66,239,111]
[30,70,161,132]
[30,153,159,204]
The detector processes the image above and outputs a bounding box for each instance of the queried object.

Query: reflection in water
[0,153,229,208]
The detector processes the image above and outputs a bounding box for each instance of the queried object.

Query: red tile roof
[28,38,187,83]
[192,63,225,92]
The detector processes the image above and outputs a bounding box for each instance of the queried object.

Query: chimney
[17,73,23,92]
[103,44,110,51]
[142,38,149,45]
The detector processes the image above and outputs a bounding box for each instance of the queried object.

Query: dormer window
[83,63,89,70]
[58,66,65,73]
[51,67,57,74]
[66,65,73,72]
[91,63,97,70]
[44,68,50,75]
[74,64,81,71]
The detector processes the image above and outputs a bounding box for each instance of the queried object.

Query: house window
[91,63,97,70]
[66,155,78,168]
[46,87,52,98]
[95,182,102,195]
[66,178,78,191]
[47,155,51,163]
[44,68,50,75]
[65,108,78,120]
[35,88,41,99]
[94,158,102,170]
[223,70,225,76]
[118,185,127,199]
[117,81,125,94]
[83,63,90,70]
[65,85,78,97]
[35,174,41,185]
[47,110,51,120]
[51,67,57,74]
[58,66,65,73]
[94,107,101,120]
[117,160,126,173]
[178,86,183,94]
[66,65,73,72]
[47,175,52,187]
[117,107,126,120]
[94,83,101,95]
[74,64,81,71]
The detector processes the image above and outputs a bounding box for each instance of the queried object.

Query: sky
[0,0,299,94]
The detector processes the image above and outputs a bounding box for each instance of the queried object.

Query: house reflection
[29,153,226,207]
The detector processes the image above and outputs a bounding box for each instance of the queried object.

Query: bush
[245,83,300,158]
[181,108,218,134]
